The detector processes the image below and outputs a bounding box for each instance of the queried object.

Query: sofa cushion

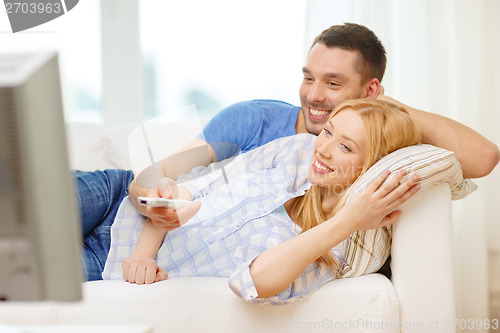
[53,274,399,332]
[66,122,109,171]
[107,123,137,170]
[127,117,205,175]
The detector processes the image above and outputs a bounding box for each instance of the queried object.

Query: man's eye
[328,81,340,86]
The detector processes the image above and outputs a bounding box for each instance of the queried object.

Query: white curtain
[305,0,500,327]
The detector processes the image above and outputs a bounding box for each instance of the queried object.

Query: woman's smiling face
[308,108,367,196]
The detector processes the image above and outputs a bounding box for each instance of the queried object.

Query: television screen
[0,52,83,301]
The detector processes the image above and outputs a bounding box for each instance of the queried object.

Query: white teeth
[314,159,333,172]
[310,108,331,117]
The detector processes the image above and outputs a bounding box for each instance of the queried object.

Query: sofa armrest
[391,182,455,332]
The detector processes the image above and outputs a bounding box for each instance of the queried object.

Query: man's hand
[122,255,168,284]
[146,178,201,230]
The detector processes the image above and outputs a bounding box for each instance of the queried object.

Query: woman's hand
[341,169,420,232]
[146,177,201,231]
[122,255,168,284]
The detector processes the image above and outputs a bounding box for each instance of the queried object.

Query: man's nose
[307,82,326,104]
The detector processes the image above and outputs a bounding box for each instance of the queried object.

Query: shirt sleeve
[227,226,391,305]
[228,254,335,305]
[226,216,336,305]
[199,101,263,161]
[178,133,316,201]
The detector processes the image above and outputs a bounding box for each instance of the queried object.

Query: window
[139,0,307,122]
[1,0,307,126]
[0,0,102,123]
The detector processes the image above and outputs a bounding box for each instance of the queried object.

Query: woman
[102,99,421,304]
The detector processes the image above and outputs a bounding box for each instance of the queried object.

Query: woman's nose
[317,139,334,159]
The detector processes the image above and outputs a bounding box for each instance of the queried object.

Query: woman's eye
[323,128,332,136]
[340,143,351,152]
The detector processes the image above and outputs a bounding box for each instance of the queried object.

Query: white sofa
[0,122,457,333]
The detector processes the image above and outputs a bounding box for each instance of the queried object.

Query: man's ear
[363,78,380,98]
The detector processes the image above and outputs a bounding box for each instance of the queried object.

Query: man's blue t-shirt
[200,99,301,161]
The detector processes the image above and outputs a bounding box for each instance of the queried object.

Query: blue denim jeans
[73,169,135,281]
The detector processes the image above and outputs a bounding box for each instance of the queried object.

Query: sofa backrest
[66,122,136,171]
[66,120,203,173]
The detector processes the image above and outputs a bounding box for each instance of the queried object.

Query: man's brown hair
[311,23,387,83]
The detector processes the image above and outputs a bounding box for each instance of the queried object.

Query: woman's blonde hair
[288,98,421,271]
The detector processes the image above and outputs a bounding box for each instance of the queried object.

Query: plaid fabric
[103,134,354,304]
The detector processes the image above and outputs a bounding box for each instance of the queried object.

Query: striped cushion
[348,144,477,201]
[336,144,476,278]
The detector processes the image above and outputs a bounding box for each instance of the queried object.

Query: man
[128,22,499,226]
[77,23,499,280]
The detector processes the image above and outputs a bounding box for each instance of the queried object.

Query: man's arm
[378,95,500,179]
[129,137,215,215]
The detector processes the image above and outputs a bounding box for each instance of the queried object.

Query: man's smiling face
[298,43,369,135]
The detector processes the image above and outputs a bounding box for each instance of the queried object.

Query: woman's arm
[250,170,419,298]
[122,180,201,284]
[121,218,169,284]
[121,197,201,284]
[378,95,500,179]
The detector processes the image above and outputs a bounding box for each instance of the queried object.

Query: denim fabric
[73,169,134,281]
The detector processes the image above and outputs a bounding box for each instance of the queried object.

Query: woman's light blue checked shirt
[102,134,384,305]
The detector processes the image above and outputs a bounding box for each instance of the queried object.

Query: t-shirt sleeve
[199,101,262,161]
